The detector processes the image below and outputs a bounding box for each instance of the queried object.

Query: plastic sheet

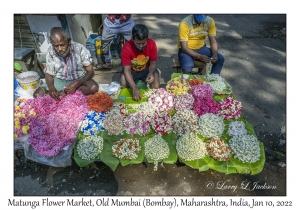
[14,134,74,167]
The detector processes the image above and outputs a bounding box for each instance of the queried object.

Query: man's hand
[64,82,79,94]
[198,54,211,63]
[132,86,141,101]
[211,53,218,63]
[145,73,154,84]
[48,87,60,101]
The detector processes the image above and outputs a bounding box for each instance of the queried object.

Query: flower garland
[87,91,113,113]
[136,101,157,120]
[144,134,170,171]
[172,110,200,136]
[189,78,202,87]
[14,105,37,138]
[148,88,174,112]
[106,102,127,116]
[80,111,106,136]
[77,135,104,160]
[227,121,247,137]
[123,112,151,136]
[112,137,141,160]
[190,84,214,99]
[103,114,125,135]
[193,97,220,117]
[206,137,232,162]
[229,134,261,163]
[150,111,173,135]
[173,93,194,111]
[27,91,89,157]
[218,95,242,120]
[204,74,226,94]
[198,113,225,138]
[176,132,207,161]
[166,77,190,96]
[143,88,157,98]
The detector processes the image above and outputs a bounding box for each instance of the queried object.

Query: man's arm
[180,41,211,63]
[123,65,141,101]
[208,36,219,63]
[145,60,157,84]
[45,73,60,101]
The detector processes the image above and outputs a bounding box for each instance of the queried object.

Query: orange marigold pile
[189,78,202,87]
[87,92,113,113]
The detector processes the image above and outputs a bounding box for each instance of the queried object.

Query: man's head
[49,27,71,57]
[194,14,207,24]
[132,24,149,51]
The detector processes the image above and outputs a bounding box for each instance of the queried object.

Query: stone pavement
[14,14,287,197]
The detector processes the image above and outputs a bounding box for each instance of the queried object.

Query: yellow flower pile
[166,77,190,96]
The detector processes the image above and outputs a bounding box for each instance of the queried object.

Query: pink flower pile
[217,95,242,120]
[174,93,194,111]
[193,97,220,117]
[150,111,173,135]
[190,84,214,99]
[123,112,151,136]
[148,88,174,112]
[27,91,89,157]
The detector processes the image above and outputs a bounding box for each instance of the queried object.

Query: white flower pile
[77,135,104,160]
[103,114,124,135]
[112,137,141,160]
[229,134,261,163]
[136,101,157,120]
[148,88,174,112]
[227,121,247,137]
[106,102,127,116]
[176,132,207,161]
[143,88,157,98]
[144,134,170,171]
[173,93,195,111]
[204,74,226,94]
[206,137,232,162]
[172,110,200,136]
[198,113,225,138]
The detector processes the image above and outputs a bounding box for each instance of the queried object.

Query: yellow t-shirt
[178,15,216,50]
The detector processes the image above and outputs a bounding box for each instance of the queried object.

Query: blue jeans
[178,46,224,74]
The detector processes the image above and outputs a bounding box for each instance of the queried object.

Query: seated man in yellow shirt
[178,14,224,75]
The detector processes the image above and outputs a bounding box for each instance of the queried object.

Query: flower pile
[176,132,207,161]
[204,74,226,94]
[166,77,190,96]
[229,134,261,163]
[14,105,37,138]
[189,78,202,87]
[144,134,170,171]
[88,91,113,113]
[150,111,173,135]
[193,97,220,117]
[198,113,225,138]
[172,110,200,135]
[28,91,89,157]
[218,95,242,120]
[190,84,214,99]
[77,135,104,160]
[227,121,247,137]
[112,138,141,160]
[106,102,127,116]
[148,88,174,112]
[136,101,157,120]
[173,93,194,111]
[143,88,157,98]
[103,114,125,135]
[80,111,106,136]
[206,137,232,162]
[123,112,151,136]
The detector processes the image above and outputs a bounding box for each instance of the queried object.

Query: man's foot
[96,63,111,70]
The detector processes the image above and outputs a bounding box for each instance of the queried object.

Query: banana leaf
[179,158,210,172]
[204,157,237,174]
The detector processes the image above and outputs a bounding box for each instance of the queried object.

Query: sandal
[96,63,112,70]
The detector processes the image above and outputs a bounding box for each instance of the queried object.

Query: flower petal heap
[206,137,232,162]
[203,74,226,94]
[104,114,124,135]
[88,91,113,113]
[229,134,261,163]
[198,113,224,138]
[80,111,106,136]
[77,135,104,160]
[144,134,170,171]
[190,84,214,99]
[150,111,173,135]
[124,112,151,136]
[172,110,200,136]
[112,137,141,160]
[176,132,207,161]
[193,97,220,117]
[189,78,202,87]
[174,93,194,111]
[166,77,190,96]
[227,121,247,137]
[218,95,242,120]
[148,88,174,112]
[14,105,37,138]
